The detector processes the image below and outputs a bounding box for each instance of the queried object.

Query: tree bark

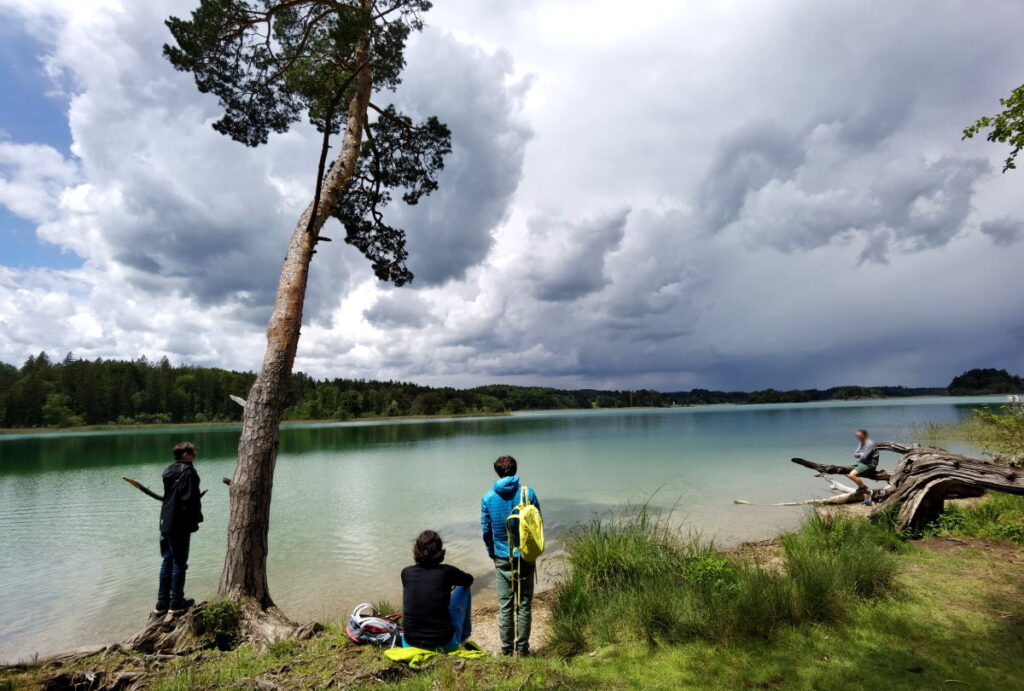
[217,33,373,615]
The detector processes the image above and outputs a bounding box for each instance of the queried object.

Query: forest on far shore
[0,353,1017,429]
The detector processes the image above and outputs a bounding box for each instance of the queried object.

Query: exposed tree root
[235,599,302,648]
[124,604,212,655]
[124,598,314,656]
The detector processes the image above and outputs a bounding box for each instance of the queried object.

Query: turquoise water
[0,396,1001,660]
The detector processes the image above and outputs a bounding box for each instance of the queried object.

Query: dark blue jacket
[481,476,540,559]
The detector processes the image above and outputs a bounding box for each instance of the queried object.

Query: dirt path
[468,590,555,655]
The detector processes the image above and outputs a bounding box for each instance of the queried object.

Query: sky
[0,0,1022,391]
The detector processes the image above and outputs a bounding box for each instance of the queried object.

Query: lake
[0,396,1002,661]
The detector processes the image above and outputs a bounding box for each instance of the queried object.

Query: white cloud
[0,0,1023,389]
[0,142,78,223]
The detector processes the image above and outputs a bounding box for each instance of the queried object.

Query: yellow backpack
[506,486,544,562]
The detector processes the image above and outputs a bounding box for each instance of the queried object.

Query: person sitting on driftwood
[155,441,203,616]
[848,429,879,505]
[400,530,474,652]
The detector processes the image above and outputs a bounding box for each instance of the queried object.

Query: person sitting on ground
[400,530,474,652]
[481,455,540,657]
[156,441,203,615]
[848,429,879,505]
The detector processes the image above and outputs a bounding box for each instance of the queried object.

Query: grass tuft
[549,507,901,655]
[372,599,402,618]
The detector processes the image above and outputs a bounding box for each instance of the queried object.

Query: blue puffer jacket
[481,476,540,559]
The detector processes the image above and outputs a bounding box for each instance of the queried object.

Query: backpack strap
[521,485,529,506]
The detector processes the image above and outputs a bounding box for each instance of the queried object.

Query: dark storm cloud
[699,123,804,231]
[709,115,992,262]
[104,169,289,313]
[525,210,628,302]
[363,292,432,328]
[383,31,531,286]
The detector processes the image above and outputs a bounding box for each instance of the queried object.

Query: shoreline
[4,530,1021,689]
[0,497,1007,668]
[3,393,1012,437]
[0,514,823,665]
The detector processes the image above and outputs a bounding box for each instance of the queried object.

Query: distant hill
[947,368,1024,396]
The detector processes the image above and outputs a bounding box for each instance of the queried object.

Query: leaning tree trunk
[216,42,374,639]
[788,442,1024,531]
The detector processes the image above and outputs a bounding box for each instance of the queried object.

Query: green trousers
[494,557,535,654]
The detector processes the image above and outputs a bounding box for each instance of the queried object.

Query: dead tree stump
[790,442,1022,531]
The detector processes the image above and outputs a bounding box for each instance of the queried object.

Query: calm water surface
[0,397,1000,660]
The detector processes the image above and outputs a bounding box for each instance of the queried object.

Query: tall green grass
[550,508,902,655]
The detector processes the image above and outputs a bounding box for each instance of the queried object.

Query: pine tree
[162,0,450,638]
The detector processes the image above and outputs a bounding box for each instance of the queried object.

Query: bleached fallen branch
[733,489,865,507]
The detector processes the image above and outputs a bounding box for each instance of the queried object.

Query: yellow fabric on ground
[384,642,487,670]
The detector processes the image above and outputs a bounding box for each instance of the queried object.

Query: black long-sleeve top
[400,563,473,648]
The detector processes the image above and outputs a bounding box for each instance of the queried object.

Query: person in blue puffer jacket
[481,455,541,656]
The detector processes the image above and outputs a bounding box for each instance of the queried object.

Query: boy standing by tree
[481,455,540,656]
[156,442,203,615]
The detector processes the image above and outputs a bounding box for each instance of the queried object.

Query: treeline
[0,354,1006,430]
[0,353,256,428]
[948,368,1024,396]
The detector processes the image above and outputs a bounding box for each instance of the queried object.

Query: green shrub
[549,508,902,656]
[926,493,1024,544]
[193,599,241,650]
[915,402,1024,457]
[971,403,1024,456]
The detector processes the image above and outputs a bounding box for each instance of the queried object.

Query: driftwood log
[788,442,1023,530]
